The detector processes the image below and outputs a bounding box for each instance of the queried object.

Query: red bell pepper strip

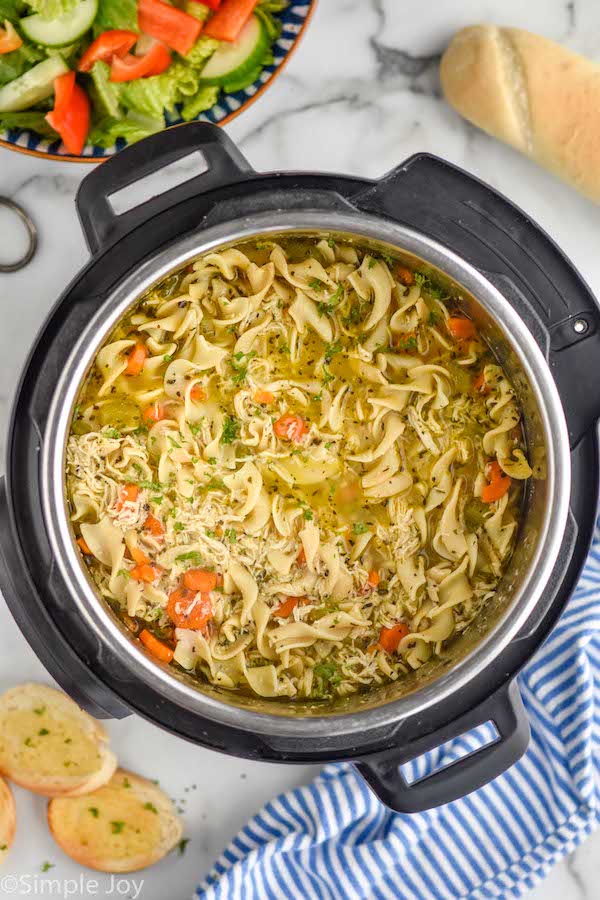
[203,0,258,41]
[110,41,171,82]
[45,72,90,156]
[78,30,138,72]
[137,0,203,56]
[190,0,221,9]
[0,20,22,54]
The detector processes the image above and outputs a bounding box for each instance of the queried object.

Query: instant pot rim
[40,209,571,737]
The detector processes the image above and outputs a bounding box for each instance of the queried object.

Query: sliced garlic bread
[0,683,117,797]
[48,769,183,872]
[0,777,15,864]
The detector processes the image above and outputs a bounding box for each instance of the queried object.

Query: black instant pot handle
[351,154,600,449]
[356,680,529,814]
[77,123,254,255]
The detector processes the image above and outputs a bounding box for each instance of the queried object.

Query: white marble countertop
[1,0,599,897]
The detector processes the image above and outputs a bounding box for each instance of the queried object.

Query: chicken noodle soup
[66,236,532,701]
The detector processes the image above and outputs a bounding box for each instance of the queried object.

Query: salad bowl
[0,0,316,162]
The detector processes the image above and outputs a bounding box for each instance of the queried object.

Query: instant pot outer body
[1,124,599,814]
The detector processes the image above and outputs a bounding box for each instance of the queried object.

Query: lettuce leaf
[183,0,211,22]
[93,0,138,35]
[122,61,198,118]
[23,0,77,19]
[256,0,286,39]
[183,34,220,68]
[0,42,43,86]
[181,85,218,121]
[89,111,163,148]
[89,60,121,118]
[0,0,24,18]
[0,110,59,137]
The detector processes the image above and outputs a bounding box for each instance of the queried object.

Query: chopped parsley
[396,335,418,352]
[168,435,182,449]
[221,416,240,445]
[352,522,369,535]
[40,862,54,873]
[33,706,46,716]
[224,528,237,543]
[176,551,203,564]
[230,350,256,385]
[174,522,185,532]
[428,310,439,326]
[88,807,99,818]
[308,277,324,291]
[144,802,158,814]
[313,661,342,697]
[189,423,201,436]
[303,509,314,521]
[317,284,343,316]
[208,457,217,465]
[117,569,131,580]
[368,257,377,269]
[324,339,342,362]
[110,821,126,835]
[38,728,49,736]
[327,238,336,248]
[177,837,191,855]
[414,271,447,300]
[138,479,162,491]
[163,354,173,363]
[321,367,335,386]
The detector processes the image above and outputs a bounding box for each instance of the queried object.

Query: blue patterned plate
[0,1,317,163]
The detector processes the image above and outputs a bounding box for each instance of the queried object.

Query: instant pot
[1,123,599,813]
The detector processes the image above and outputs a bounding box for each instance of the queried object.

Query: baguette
[0,684,117,797]
[0,777,16,863]
[48,769,183,873]
[440,25,600,202]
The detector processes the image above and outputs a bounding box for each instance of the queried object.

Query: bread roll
[0,777,16,863]
[48,770,183,873]
[440,25,600,202]
[0,684,117,797]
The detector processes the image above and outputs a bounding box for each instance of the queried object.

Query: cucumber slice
[20,0,98,48]
[198,15,268,87]
[0,56,69,113]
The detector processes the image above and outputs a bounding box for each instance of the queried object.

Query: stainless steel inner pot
[41,210,571,737]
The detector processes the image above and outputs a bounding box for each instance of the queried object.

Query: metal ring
[0,197,37,272]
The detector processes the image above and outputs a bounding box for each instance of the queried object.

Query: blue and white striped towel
[197,515,600,900]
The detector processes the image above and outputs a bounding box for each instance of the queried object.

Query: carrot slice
[116,483,139,511]
[378,623,409,654]
[273,414,307,442]
[131,547,150,566]
[394,265,414,286]
[367,570,380,587]
[190,384,207,402]
[297,547,306,566]
[183,569,218,593]
[473,371,490,395]
[447,317,477,341]
[481,460,511,503]
[76,536,91,555]
[144,514,164,537]
[254,390,274,405]
[139,629,173,663]
[125,342,148,376]
[130,563,161,583]
[143,402,166,423]
[275,596,307,618]
[167,587,212,631]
